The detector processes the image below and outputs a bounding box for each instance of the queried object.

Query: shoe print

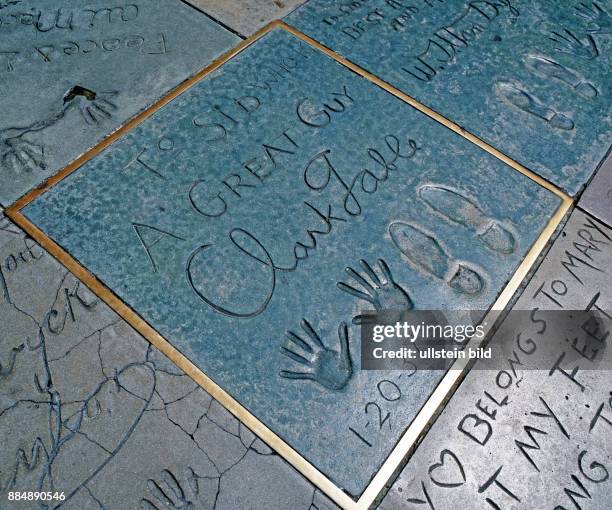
[388,222,485,295]
[418,184,516,254]
[525,54,598,99]
[495,81,575,130]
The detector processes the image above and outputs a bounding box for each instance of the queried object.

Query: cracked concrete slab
[0,213,338,509]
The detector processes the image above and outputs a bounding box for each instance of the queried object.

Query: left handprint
[279,319,352,391]
[1,139,45,174]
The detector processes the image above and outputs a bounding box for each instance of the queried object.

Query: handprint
[337,259,413,325]
[141,467,202,510]
[549,29,599,59]
[0,86,120,178]
[279,319,352,391]
[575,2,612,34]
[63,86,119,126]
[0,138,45,174]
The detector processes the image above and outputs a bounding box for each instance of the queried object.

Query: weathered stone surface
[0,0,239,206]
[22,28,561,495]
[187,0,306,35]
[287,0,612,195]
[379,209,612,509]
[579,151,612,227]
[0,215,337,509]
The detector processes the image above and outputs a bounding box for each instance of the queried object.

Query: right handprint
[337,258,413,325]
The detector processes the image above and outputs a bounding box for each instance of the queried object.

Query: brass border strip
[6,19,573,510]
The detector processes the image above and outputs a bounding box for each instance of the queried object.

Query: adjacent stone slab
[0,214,337,510]
[0,0,239,206]
[287,0,612,196]
[187,0,306,35]
[579,151,612,227]
[379,209,612,509]
[22,28,561,496]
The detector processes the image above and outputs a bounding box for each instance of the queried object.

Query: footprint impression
[388,222,485,296]
[525,54,598,99]
[494,81,575,130]
[418,184,517,255]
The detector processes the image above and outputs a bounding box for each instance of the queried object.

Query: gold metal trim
[6,20,573,510]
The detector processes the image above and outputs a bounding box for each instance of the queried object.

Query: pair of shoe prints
[497,15,606,129]
[389,184,517,296]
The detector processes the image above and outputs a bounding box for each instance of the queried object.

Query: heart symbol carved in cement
[428,449,466,488]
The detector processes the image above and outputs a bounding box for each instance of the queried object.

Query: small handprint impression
[549,29,599,59]
[337,259,413,324]
[575,2,612,34]
[279,319,352,391]
[63,86,119,126]
[1,138,45,174]
[141,467,201,510]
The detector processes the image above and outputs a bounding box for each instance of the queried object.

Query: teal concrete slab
[286,0,612,196]
[0,0,239,206]
[23,28,561,496]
